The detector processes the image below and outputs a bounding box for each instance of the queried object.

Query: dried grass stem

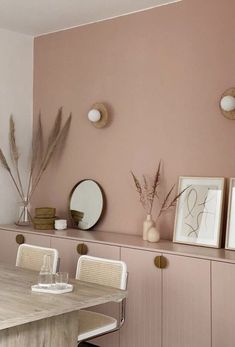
[131,161,189,221]
[0,108,72,206]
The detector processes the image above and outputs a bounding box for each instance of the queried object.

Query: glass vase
[16,198,32,226]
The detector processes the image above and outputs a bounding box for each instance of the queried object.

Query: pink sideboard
[0,224,234,347]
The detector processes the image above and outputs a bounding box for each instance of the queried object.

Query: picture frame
[225,178,235,250]
[173,176,225,248]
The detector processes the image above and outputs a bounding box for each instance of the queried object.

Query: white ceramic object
[55,219,67,230]
[31,284,73,294]
[147,226,160,243]
[143,214,154,241]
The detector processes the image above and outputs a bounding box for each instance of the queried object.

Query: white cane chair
[16,244,59,273]
[76,255,127,345]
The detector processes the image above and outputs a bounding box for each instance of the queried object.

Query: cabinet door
[0,229,18,265]
[120,247,162,347]
[51,237,120,347]
[21,232,51,247]
[162,254,211,347]
[0,229,50,265]
[212,261,235,347]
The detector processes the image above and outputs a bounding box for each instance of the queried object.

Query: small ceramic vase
[143,214,154,241]
[147,225,160,243]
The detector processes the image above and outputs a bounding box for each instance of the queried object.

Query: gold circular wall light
[87,103,109,128]
[220,88,235,120]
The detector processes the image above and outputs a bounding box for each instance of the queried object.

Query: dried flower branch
[131,161,189,220]
[0,108,72,211]
[26,113,43,201]
[29,113,72,200]
[9,116,19,163]
[167,185,190,209]
[131,161,161,214]
[157,184,176,219]
[9,116,24,199]
[31,113,43,173]
[47,107,62,151]
[0,148,24,201]
[131,171,142,195]
[0,149,10,172]
[157,185,190,219]
[149,160,161,214]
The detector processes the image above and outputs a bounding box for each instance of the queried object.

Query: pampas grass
[131,161,161,215]
[0,108,72,208]
[131,161,161,214]
[0,148,24,201]
[131,161,188,221]
[26,113,43,200]
[9,115,24,200]
[28,112,72,200]
[157,185,189,219]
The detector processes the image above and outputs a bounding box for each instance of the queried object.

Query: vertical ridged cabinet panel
[212,261,235,347]
[162,254,210,347]
[23,233,51,247]
[0,229,19,265]
[51,237,120,347]
[120,247,162,347]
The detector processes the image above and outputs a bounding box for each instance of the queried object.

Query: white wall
[0,28,33,223]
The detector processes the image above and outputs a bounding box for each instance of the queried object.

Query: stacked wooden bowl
[33,208,56,230]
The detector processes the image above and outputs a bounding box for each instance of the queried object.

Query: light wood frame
[225,178,235,250]
[173,176,225,248]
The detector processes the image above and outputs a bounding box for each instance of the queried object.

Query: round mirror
[69,180,104,230]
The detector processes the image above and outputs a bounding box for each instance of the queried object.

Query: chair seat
[78,310,117,341]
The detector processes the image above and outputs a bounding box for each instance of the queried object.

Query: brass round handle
[77,243,88,255]
[16,234,25,245]
[154,255,167,269]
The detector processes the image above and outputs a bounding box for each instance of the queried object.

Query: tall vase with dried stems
[131,161,189,242]
[131,162,161,241]
[0,108,72,226]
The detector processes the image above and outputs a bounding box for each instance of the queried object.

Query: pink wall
[33,0,235,239]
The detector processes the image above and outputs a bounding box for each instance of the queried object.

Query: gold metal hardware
[77,243,88,255]
[154,255,167,269]
[16,234,25,245]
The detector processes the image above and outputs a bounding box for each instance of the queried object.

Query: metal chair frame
[76,255,128,345]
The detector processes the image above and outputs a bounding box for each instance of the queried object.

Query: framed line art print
[225,178,235,250]
[173,177,225,248]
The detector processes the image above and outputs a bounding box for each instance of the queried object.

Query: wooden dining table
[0,263,127,347]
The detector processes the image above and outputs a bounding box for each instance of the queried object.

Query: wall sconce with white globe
[87,103,109,128]
[220,88,235,120]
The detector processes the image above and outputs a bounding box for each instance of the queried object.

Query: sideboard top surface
[1,224,235,264]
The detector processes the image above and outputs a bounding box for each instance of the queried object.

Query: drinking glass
[55,272,69,289]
